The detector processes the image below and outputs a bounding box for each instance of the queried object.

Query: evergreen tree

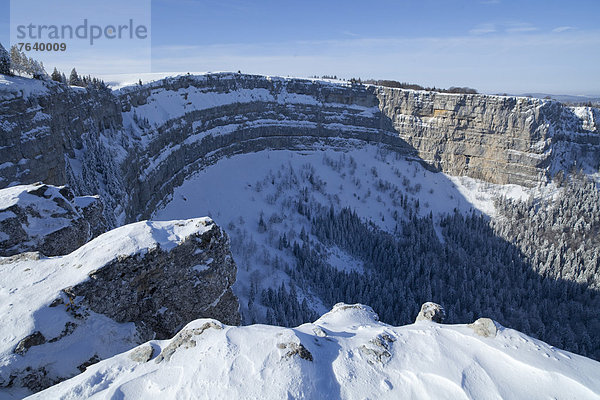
[69,68,81,86]
[29,58,46,79]
[9,45,25,76]
[51,67,62,82]
[0,42,10,75]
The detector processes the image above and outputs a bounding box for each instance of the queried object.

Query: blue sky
[1,0,599,94]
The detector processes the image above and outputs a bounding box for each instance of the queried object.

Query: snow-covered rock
[0,183,106,256]
[29,303,600,400]
[468,318,499,338]
[415,302,446,323]
[0,217,239,398]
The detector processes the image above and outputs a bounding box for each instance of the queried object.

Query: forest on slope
[258,173,600,360]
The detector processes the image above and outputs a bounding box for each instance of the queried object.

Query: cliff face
[0,77,127,226]
[1,73,598,225]
[0,217,239,394]
[0,183,106,256]
[376,88,600,185]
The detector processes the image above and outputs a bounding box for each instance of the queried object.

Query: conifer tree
[0,42,10,75]
[51,67,62,82]
[9,45,24,75]
[69,68,81,86]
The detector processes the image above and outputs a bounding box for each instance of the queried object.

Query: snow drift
[30,303,600,400]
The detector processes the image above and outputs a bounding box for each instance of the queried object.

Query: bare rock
[77,355,101,372]
[358,333,396,365]
[415,302,446,323]
[468,318,499,338]
[129,344,154,363]
[64,219,240,341]
[155,321,222,363]
[14,332,46,355]
[278,342,313,362]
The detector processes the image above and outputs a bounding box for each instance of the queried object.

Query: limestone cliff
[0,73,598,226]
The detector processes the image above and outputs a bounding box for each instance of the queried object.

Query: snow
[152,145,548,322]
[72,195,100,209]
[30,303,600,400]
[0,184,79,242]
[0,218,214,399]
[0,75,50,100]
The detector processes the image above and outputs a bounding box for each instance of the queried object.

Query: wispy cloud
[553,26,576,33]
[480,0,500,4]
[341,31,360,37]
[469,21,538,35]
[469,23,496,35]
[505,22,538,33]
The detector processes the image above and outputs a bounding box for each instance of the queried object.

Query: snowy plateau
[0,72,599,399]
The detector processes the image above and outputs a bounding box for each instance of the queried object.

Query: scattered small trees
[66,67,107,89]
[361,78,478,94]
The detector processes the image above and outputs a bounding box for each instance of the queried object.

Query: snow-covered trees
[8,45,47,79]
[51,67,63,83]
[69,68,82,86]
[243,163,600,361]
[0,42,10,75]
[492,174,600,289]
[66,68,107,89]
[282,198,600,360]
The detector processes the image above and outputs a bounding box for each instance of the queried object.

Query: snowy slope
[153,146,542,322]
[0,218,214,399]
[0,75,50,100]
[30,303,600,400]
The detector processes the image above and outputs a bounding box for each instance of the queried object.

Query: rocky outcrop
[154,321,223,363]
[0,183,107,256]
[63,218,240,339]
[0,217,239,396]
[1,74,598,226]
[415,302,446,323]
[468,318,499,338]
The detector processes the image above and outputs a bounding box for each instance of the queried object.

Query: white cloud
[553,26,576,33]
[469,22,538,35]
[469,23,497,35]
[505,22,538,33]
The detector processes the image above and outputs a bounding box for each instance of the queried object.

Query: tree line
[0,41,107,89]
